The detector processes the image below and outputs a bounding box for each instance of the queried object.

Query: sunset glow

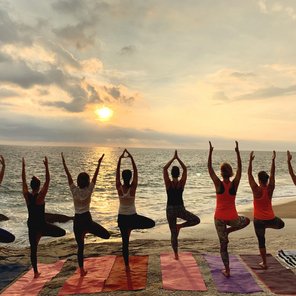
[95,107,113,122]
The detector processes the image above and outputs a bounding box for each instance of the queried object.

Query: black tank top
[27,193,45,225]
[166,182,184,207]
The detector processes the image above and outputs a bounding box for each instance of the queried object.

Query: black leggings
[0,228,15,243]
[118,213,155,266]
[28,222,66,273]
[74,211,110,268]
[254,217,285,249]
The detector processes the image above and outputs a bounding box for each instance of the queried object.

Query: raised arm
[91,154,104,185]
[126,149,138,189]
[61,153,73,186]
[248,151,259,194]
[287,151,296,185]
[269,151,276,189]
[175,151,187,187]
[22,158,29,197]
[163,151,176,189]
[116,150,125,190]
[0,155,5,185]
[232,141,242,190]
[207,141,220,189]
[39,157,50,200]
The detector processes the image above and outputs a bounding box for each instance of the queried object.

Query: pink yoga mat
[0,260,65,296]
[160,252,207,291]
[58,256,116,295]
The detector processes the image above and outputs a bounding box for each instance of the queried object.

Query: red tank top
[253,187,275,220]
[214,181,239,220]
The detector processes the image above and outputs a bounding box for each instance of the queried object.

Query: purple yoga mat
[204,254,262,293]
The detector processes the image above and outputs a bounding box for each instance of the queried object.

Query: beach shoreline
[1,197,296,295]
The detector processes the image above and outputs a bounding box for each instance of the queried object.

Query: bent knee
[279,220,285,229]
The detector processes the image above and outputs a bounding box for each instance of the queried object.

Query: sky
[1,0,296,150]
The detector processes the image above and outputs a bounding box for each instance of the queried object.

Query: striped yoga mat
[277,250,296,268]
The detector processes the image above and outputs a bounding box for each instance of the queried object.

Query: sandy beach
[1,198,296,296]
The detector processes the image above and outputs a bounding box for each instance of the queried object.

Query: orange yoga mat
[0,260,65,296]
[161,252,207,291]
[58,256,116,295]
[103,256,148,291]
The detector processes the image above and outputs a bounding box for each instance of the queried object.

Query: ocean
[1,145,296,247]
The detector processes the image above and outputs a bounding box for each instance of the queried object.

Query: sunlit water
[0,145,296,246]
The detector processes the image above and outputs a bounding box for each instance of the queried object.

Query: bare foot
[80,268,88,277]
[174,252,179,260]
[259,262,267,269]
[34,272,41,279]
[222,269,230,278]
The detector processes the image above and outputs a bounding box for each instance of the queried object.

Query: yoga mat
[0,260,65,296]
[204,254,262,293]
[241,254,296,295]
[160,252,207,291]
[58,256,116,295]
[278,250,296,268]
[103,256,148,291]
[0,263,29,292]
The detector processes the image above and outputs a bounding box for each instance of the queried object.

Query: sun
[95,106,113,121]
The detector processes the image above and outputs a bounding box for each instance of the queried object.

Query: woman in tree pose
[62,153,110,276]
[248,151,284,269]
[22,157,66,278]
[116,149,155,270]
[208,141,250,277]
[287,150,296,185]
[163,150,200,260]
[0,155,15,243]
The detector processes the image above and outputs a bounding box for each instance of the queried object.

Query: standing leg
[215,219,230,277]
[166,208,178,259]
[119,226,131,270]
[28,228,42,278]
[74,220,87,276]
[253,219,267,269]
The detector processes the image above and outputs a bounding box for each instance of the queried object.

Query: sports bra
[118,186,136,215]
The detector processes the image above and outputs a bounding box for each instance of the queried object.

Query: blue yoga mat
[0,263,29,292]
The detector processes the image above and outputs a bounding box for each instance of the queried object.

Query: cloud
[236,84,296,100]
[0,112,206,147]
[0,88,19,99]
[120,45,136,55]
[53,22,97,50]
[104,86,136,105]
[212,91,230,101]
[230,72,255,79]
